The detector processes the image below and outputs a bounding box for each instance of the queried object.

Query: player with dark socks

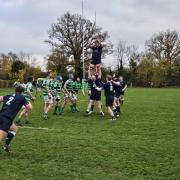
[91,105,94,112]
[0,86,32,153]
[6,131,16,146]
[115,105,121,114]
[111,116,116,121]
[3,131,16,152]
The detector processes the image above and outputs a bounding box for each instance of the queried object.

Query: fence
[0,80,14,88]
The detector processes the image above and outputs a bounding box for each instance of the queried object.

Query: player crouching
[0,86,32,153]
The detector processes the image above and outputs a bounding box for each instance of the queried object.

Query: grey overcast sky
[0,0,180,67]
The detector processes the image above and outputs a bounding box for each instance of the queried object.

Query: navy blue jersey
[120,80,126,89]
[88,79,102,96]
[113,80,121,94]
[0,94,28,120]
[104,81,115,97]
[92,46,102,62]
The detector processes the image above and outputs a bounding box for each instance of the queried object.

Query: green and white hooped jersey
[49,80,55,92]
[66,79,74,91]
[24,82,33,101]
[14,81,20,87]
[42,79,50,96]
[74,82,82,91]
[54,81,62,96]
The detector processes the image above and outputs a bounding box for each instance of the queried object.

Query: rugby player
[42,74,53,119]
[13,79,21,87]
[53,76,63,115]
[89,39,104,78]
[0,86,32,152]
[119,76,127,105]
[86,79,95,113]
[73,77,83,112]
[113,74,121,116]
[36,78,43,97]
[86,75,104,116]
[16,77,36,125]
[61,74,77,113]
[95,75,116,121]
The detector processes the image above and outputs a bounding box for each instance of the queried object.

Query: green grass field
[0,88,180,180]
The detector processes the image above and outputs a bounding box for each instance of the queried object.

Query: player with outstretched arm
[0,86,32,152]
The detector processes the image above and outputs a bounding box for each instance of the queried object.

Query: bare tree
[45,12,112,78]
[46,50,68,76]
[115,40,127,75]
[145,29,180,84]
[145,29,180,64]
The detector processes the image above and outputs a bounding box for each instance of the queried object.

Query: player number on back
[110,84,113,91]
[6,97,14,105]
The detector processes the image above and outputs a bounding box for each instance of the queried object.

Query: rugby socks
[57,106,62,115]
[43,112,48,119]
[53,106,58,114]
[113,107,117,113]
[6,131,16,146]
[61,106,65,113]
[15,118,22,126]
[116,106,121,113]
[91,105,94,112]
[70,105,74,112]
[25,119,30,124]
[111,116,116,121]
[73,104,79,112]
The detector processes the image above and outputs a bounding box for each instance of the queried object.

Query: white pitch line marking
[19,126,62,132]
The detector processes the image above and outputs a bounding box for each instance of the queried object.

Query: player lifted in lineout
[0,86,32,153]
[89,39,104,79]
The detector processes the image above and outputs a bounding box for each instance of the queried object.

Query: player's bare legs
[107,106,115,120]
[97,100,104,116]
[87,100,94,114]
[16,107,30,125]
[96,64,102,79]
[43,100,53,119]
[0,130,7,143]
[45,102,53,114]
[88,64,95,76]
[3,123,18,152]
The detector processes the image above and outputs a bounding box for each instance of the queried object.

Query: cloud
[0,0,180,67]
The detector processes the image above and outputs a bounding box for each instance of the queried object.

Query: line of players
[14,74,83,125]
[14,72,127,125]
[86,73,127,121]
[41,74,82,120]
[0,73,126,152]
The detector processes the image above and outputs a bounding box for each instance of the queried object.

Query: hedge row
[0,80,14,88]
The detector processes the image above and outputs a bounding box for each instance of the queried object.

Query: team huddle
[0,39,127,153]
